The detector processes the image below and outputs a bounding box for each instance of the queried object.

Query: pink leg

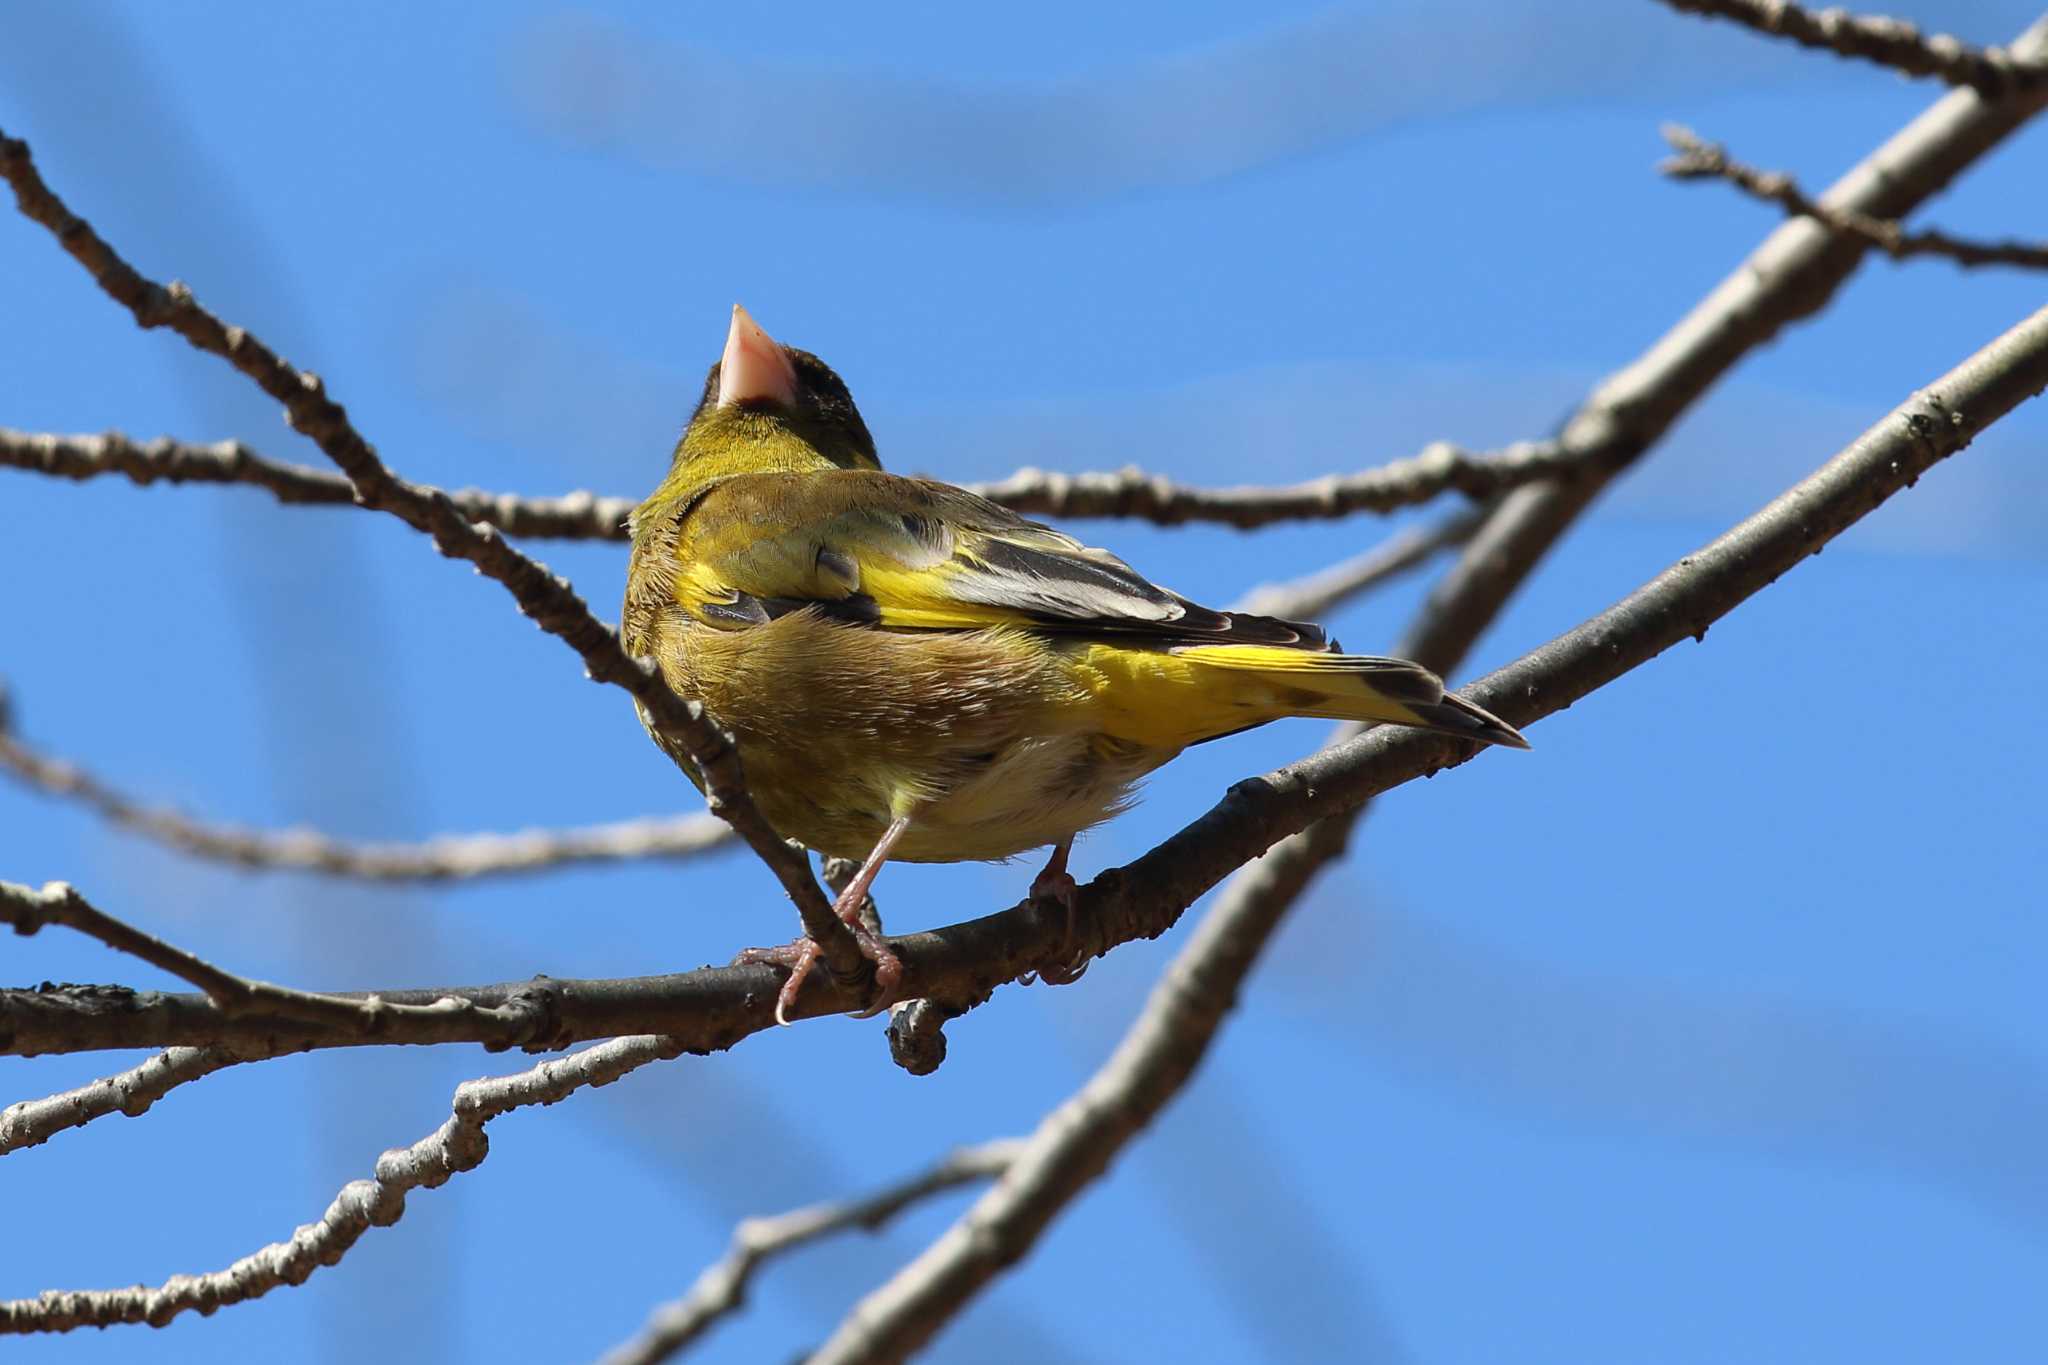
[737,816,910,1024]
[1028,838,1077,906]
[1026,839,1090,985]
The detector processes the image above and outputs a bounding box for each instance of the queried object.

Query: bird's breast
[640,611,1174,861]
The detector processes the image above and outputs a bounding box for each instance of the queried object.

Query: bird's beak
[718,304,800,409]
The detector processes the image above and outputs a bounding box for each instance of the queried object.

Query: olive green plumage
[624,307,1526,884]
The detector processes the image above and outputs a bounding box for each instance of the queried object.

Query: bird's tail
[1168,644,1530,750]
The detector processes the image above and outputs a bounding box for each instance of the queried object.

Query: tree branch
[1655,0,2048,97]
[0,1046,244,1155]
[1393,6,2048,689]
[597,1141,1023,1365]
[10,297,2042,1067]
[0,127,865,993]
[1660,124,2048,269]
[0,717,733,881]
[0,1033,687,1333]
[0,880,545,1041]
[1231,507,1483,620]
[955,440,1573,527]
[1,425,1580,535]
[0,425,637,538]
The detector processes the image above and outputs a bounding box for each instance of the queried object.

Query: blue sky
[4,3,2046,1361]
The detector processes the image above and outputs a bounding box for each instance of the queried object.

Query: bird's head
[675,305,879,477]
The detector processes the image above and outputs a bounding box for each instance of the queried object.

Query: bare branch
[1231,508,1483,620]
[598,1140,1023,1365]
[1398,8,2048,674]
[954,439,1574,527]
[1661,125,2048,269]
[0,127,863,992]
[0,880,545,1042]
[0,1034,686,1334]
[1655,0,2048,97]
[0,426,637,538]
[3,424,1577,536]
[12,297,2043,1067]
[0,721,733,881]
[801,294,2048,1364]
[1,1046,243,1156]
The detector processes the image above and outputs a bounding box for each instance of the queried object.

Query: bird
[624,305,1527,1021]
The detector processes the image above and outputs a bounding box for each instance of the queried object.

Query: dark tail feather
[1402,692,1531,750]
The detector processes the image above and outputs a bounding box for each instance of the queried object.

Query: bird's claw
[734,931,901,1024]
[846,931,903,1019]
[1023,857,1089,985]
[1029,951,1090,986]
[1028,865,1079,907]
[734,938,820,1026]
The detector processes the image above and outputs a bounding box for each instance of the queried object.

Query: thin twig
[0,1033,687,1333]
[950,439,1572,527]
[2,424,1577,535]
[1,1046,244,1155]
[0,129,863,993]
[0,880,547,1042]
[0,426,637,537]
[1656,0,2048,97]
[1394,8,2048,675]
[800,295,2048,1364]
[1231,507,1483,620]
[598,1141,1023,1365]
[956,439,1573,526]
[1660,125,2048,269]
[0,723,733,880]
[12,298,2045,1067]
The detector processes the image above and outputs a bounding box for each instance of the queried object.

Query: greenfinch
[625,305,1526,1016]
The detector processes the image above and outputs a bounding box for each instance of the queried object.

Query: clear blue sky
[4,3,2046,1361]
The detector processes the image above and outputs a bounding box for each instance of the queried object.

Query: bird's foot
[733,937,822,1027]
[1028,863,1079,907]
[1024,850,1089,986]
[841,916,903,1020]
[734,891,903,1026]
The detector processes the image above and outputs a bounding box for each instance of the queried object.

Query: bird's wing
[666,470,1329,647]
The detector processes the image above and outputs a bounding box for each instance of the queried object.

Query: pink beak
[718,304,800,409]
